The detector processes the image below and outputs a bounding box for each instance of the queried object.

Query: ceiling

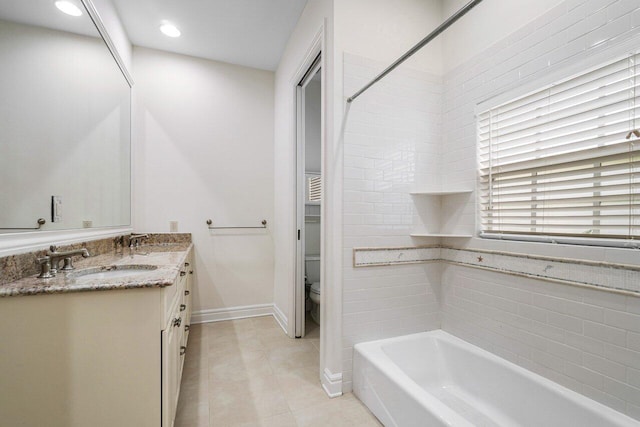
[112,0,309,71]
[0,0,98,38]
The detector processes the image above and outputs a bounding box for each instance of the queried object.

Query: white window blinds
[478,53,640,240]
[308,175,321,203]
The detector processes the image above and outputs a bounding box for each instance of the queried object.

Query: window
[478,53,639,241]
[307,174,321,204]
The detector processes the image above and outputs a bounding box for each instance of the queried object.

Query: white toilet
[305,255,321,325]
[309,281,321,324]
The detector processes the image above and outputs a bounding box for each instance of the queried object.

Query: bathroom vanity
[0,237,193,427]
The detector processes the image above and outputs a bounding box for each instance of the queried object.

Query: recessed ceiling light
[160,22,181,38]
[54,1,83,17]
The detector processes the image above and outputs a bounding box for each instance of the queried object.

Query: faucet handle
[37,256,54,278]
[49,245,58,253]
[60,257,74,271]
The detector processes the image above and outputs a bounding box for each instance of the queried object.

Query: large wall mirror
[0,0,131,234]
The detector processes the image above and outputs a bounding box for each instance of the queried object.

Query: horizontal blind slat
[479,53,639,239]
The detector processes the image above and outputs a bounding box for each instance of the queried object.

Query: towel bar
[0,218,46,230]
[206,219,267,229]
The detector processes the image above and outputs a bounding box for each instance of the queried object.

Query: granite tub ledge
[0,243,193,297]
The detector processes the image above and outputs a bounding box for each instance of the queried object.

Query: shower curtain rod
[346,0,484,103]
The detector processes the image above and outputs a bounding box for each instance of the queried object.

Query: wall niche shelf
[410,188,474,238]
[410,190,473,196]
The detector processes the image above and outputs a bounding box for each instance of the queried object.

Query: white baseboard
[191,303,274,324]
[322,368,343,398]
[272,304,288,333]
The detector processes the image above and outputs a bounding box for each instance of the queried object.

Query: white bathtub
[353,330,638,427]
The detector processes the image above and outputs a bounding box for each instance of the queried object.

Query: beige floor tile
[208,333,266,357]
[209,374,290,425]
[258,327,298,347]
[292,393,382,427]
[250,315,281,330]
[179,374,209,405]
[267,340,319,373]
[307,338,320,351]
[177,319,379,427]
[208,326,262,346]
[183,349,209,374]
[208,349,273,382]
[207,318,256,330]
[236,411,298,427]
[275,365,330,412]
[175,402,209,427]
[305,318,320,339]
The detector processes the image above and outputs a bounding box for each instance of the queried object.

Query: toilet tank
[305,255,321,284]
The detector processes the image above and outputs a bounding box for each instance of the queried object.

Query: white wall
[440,0,640,419]
[441,0,564,72]
[133,47,275,314]
[335,0,443,75]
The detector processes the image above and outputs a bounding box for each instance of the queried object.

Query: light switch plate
[169,221,178,232]
[51,196,62,222]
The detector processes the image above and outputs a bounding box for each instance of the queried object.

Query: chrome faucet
[37,245,90,278]
[129,233,149,249]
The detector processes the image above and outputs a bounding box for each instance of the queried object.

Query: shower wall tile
[442,264,640,419]
[341,53,443,392]
[440,0,640,419]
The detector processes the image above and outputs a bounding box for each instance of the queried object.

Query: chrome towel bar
[0,218,46,230]
[206,219,267,229]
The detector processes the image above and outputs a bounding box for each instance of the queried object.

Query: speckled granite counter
[0,236,192,297]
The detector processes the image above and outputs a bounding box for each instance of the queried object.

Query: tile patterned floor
[175,315,382,427]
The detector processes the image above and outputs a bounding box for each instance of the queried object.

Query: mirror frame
[0,0,134,257]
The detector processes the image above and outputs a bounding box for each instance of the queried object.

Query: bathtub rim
[353,329,638,426]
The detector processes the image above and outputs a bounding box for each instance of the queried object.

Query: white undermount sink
[69,265,157,281]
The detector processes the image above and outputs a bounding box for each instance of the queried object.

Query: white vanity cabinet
[0,247,194,427]
[162,254,193,427]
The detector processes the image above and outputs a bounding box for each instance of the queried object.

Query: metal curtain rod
[346,0,484,103]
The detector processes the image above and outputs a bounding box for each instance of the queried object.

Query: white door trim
[295,56,322,338]
[287,22,343,396]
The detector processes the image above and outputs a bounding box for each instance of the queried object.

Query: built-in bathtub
[353,330,638,427]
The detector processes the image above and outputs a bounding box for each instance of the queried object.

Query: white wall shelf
[410,188,474,238]
[410,190,473,196]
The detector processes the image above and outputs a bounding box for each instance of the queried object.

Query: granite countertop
[0,243,193,297]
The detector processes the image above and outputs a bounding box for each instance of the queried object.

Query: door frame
[295,54,322,338]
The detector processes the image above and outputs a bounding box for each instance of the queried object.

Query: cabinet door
[162,322,180,427]
[182,254,193,355]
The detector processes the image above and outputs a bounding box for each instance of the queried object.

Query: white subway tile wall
[442,265,640,419]
[342,53,443,391]
[354,246,640,294]
[440,0,640,419]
